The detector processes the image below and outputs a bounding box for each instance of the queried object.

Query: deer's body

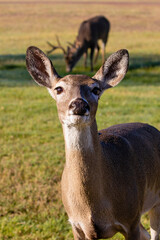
[47,16,110,72]
[72,16,110,71]
[62,121,160,239]
[26,47,160,240]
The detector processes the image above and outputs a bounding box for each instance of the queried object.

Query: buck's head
[46,37,83,73]
[26,47,129,128]
[65,46,79,72]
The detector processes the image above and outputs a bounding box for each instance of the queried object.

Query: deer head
[47,37,85,73]
[26,47,129,128]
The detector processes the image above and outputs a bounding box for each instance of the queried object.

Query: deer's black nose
[69,98,90,116]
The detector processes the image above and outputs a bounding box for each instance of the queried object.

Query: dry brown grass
[0,0,160,54]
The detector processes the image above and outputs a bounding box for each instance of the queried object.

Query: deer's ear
[26,46,60,88]
[93,49,129,90]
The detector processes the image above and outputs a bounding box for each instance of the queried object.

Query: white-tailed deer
[47,16,110,72]
[26,46,160,240]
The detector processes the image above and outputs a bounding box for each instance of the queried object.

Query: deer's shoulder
[98,122,160,148]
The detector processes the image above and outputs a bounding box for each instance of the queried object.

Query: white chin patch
[64,115,90,127]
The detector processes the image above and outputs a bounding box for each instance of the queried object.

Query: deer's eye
[54,86,63,95]
[92,87,101,96]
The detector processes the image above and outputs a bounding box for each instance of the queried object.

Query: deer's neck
[63,120,100,160]
[62,120,103,196]
[73,45,85,64]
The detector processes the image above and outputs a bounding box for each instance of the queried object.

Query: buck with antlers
[26,46,160,240]
[47,16,110,72]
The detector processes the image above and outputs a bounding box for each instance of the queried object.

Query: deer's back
[99,122,160,195]
[78,16,110,43]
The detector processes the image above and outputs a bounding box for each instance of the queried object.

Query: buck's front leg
[94,44,100,64]
[90,47,95,72]
[83,51,88,69]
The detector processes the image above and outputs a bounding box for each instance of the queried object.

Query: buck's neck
[73,45,86,64]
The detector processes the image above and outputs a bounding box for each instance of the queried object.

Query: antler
[46,41,59,55]
[46,36,66,55]
[67,41,76,48]
[56,36,66,55]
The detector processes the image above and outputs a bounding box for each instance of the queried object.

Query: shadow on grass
[0,53,160,87]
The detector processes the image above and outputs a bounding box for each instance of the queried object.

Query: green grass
[1,60,160,239]
[0,0,160,239]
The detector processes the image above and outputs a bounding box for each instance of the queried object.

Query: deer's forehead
[57,75,97,87]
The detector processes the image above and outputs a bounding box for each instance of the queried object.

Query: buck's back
[78,16,110,42]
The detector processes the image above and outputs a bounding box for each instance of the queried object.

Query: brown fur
[47,16,110,72]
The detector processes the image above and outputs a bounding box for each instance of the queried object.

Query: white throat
[63,124,93,151]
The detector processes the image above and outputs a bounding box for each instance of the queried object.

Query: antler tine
[46,48,56,55]
[55,35,61,46]
[47,41,55,48]
[56,35,66,55]
[46,41,60,55]
[67,41,76,48]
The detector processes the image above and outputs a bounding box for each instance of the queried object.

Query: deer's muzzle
[66,66,72,73]
[69,98,90,116]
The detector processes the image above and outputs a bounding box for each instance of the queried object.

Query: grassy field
[0,0,160,239]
